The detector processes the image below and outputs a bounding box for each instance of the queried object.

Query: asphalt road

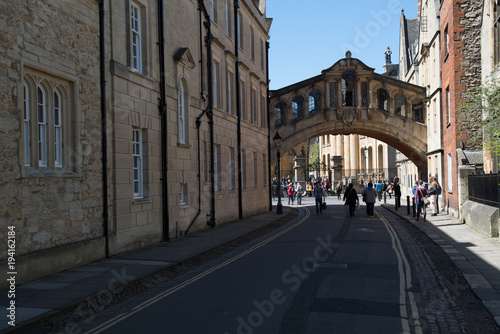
[83,200,424,334]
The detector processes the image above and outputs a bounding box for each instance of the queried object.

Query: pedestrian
[386,183,392,199]
[343,183,358,217]
[295,182,303,205]
[288,182,295,205]
[307,182,313,197]
[415,180,429,221]
[336,182,342,200]
[428,177,440,216]
[362,182,377,216]
[314,182,324,215]
[325,179,331,194]
[375,181,383,201]
[393,178,401,209]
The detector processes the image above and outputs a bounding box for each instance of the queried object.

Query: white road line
[377,211,422,334]
[83,209,310,334]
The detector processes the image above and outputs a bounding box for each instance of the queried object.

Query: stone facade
[0,0,106,289]
[0,0,271,288]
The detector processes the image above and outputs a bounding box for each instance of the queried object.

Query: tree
[308,140,320,176]
[459,79,500,161]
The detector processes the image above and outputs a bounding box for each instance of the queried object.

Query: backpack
[436,181,441,195]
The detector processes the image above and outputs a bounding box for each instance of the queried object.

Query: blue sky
[266,0,418,90]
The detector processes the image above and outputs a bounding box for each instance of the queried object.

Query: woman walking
[343,183,359,217]
[415,180,429,222]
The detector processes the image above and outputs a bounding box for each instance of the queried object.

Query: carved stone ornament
[343,109,357,125]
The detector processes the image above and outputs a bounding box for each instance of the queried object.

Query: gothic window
[309,90,321,114]
[394,94,406,116]
[377,89,389,112]
[292,96,304,120]
[23,69,78,173]
[412,99,424,123]
[275,102,286,126]
[342,70,356,106]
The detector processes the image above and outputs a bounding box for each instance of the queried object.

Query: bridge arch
[270,52,428,177]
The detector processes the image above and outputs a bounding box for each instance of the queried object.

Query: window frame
[130,2,142,73]
[133,129,143,199]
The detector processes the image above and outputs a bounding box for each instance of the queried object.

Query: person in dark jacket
[362,182,377,216]
[343,183,359,217]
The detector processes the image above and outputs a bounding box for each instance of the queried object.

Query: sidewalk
[0,207,298,333]
[379,196,500,325]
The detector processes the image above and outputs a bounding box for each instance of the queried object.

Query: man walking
[295,182,303,205]
[362,182,377,216]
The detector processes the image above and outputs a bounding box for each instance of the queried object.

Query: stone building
[0,0,106,289]
[440,0,483,218]
[0,0,271,289]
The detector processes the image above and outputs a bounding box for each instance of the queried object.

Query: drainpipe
[157,0,170,241]
[234,0,243,219]
[98,0,109,257]
[185,116,203,235]
[266,41,271,211]
[199,0,216,227]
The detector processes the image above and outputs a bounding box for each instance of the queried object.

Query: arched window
[54,90,62,167]
[394,94,406,116]
[377,89,389,112]
[292,96,304,120]
[37,85,47,167]
[377,145,383,171]
[23,82,30,166]
[309,90,321,113]
[275,102,286,126]
[412,99,424,123]
[342,70,356,106]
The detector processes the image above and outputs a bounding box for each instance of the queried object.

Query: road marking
[376,211,422,334]
[83,209,311,334]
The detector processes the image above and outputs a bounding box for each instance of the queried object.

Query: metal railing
[468,173,499,208]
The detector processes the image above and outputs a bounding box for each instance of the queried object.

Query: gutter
[98,0,109,257]
[157,0,170,241]
[234,0,243,219]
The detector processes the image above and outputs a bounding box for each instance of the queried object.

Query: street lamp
[363,146,368,184]
[273,131,283,214]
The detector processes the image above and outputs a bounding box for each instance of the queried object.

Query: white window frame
[23,82,30,166]
[130,3,142,73]
[37,86,47,167]
[54,91,62,167]
[253,152,257,188]
[227,70,234,115]
[447,153,453,193]
[179,81,186,144]
[133,129,143,198]
[180,183,188,205]
[213,61,220,109]
[446,87,450,125]
[225,0,232,38]
[229,147,235,190]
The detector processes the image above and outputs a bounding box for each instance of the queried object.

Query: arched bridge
[270,52,428,175]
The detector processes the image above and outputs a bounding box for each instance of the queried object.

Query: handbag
[344,188,353,205]
[418,189,430,206]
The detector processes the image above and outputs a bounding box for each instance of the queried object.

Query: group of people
[412,176,441,221]
[273,175,441,220]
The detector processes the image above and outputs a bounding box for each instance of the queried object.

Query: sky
[266,0,419,90]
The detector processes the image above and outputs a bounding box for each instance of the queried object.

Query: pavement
[2,195,500,332]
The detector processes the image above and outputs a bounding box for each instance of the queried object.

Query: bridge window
[412,99,424,123]
[329,82,337,107]
[292,96,304,120]
[309,90,321,113]
[394,94,406,116]
[361,82,368,107]
[342,70,356,107]
[377,89,389,112]
[274,102,286,126]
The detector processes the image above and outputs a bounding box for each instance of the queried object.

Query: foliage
[308,141,320,169]
[459,79,500,157]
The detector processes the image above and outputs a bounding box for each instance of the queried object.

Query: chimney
[417,0,421,20]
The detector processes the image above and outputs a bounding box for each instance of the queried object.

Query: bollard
[384,191,386,203]
[407,196,410,215]
[412,198,416,217]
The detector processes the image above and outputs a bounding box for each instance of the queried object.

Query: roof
[457,149,484,166]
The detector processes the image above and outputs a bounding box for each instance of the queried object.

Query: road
[78,197,436,334]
